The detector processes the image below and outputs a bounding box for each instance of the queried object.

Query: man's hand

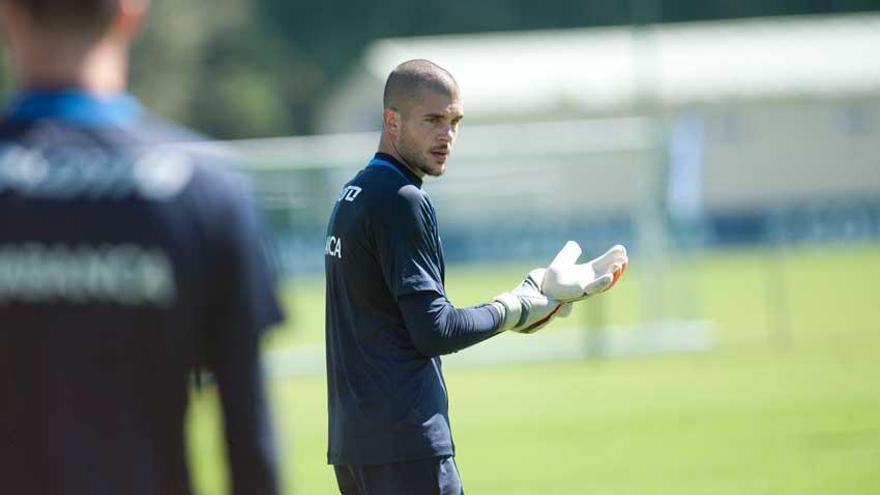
[493,268,570,334]
[542,241,628,302]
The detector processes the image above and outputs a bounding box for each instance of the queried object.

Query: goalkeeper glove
[542,241,628,302]
[493,268,571,334]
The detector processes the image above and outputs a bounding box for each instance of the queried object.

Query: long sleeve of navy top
[398,291,504,357]
[208,333,279,495]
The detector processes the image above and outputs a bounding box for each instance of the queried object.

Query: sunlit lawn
[188,245,880,494]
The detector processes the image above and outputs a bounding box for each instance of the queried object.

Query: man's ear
[383,108,401,135]
[1,2,29,46]
[112,0,149,38]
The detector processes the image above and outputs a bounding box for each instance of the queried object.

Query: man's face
[394,89,463,178]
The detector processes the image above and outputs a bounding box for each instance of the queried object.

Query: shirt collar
[5,89,142,127]
[373,152,423,187]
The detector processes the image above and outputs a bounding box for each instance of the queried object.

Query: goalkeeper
[324,59,627,495]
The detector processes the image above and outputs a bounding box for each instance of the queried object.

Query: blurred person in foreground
[323,59,627,494]
[0,1,283,493]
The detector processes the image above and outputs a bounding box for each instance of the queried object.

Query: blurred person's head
[380,59,463,179]
[0,0,149,93]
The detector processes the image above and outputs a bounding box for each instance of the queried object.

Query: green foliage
[188,245,880,493]
[131,0,304,139]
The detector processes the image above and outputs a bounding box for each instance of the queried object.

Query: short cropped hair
[383,59,459,113]
[8,0,119,33]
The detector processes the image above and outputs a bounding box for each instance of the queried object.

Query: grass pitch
[188,245,880,494]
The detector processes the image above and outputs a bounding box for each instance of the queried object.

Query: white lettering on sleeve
[324,236,342,259]
[336,186,362,203]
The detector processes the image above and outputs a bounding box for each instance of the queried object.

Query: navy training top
[324,153,502,466]
[0,90,283,494]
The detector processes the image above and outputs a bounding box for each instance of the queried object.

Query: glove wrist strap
[492,293,522,331]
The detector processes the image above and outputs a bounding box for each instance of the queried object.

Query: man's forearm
[399,291,503,357]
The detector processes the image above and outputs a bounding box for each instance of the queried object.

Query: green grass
[188,245,880,494]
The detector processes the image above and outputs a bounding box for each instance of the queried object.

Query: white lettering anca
[324,235,342,259]
[0,243,176,307]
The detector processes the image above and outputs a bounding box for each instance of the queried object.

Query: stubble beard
[397,135,446,178]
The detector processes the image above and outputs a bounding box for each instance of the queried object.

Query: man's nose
[438,124,455,142]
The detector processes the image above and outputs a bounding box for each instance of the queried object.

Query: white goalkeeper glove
[542,241,628,302]
[492,268,571,334]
